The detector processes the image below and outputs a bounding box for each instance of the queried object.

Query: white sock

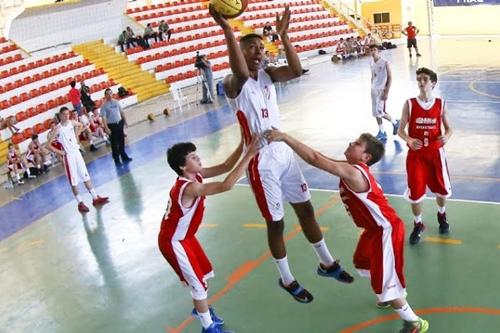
[378,123,385,132]
[16,173,20,181]
[437,206,446,214]
[274,256,295,286]
[395,303,419,322]
[311,239,335,267]
[75,194,83,204]
[26,168,31,176]
[414,214,422,223]
[89,188,98,200]
[197,310,213,329]
[391,119,397,125]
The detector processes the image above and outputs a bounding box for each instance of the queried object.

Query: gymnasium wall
[9,0,129,53]
[360,0,402,26]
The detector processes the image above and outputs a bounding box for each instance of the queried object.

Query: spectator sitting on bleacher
[89,107,109,145]
[118,30,135,52]
[144,23,158,44]
[80,80,95,113]
[127,26,149,49]
[68,80,82,116]
[354,36,364,55]
[364,33,375,53]
[336,37,347,59]
[263,22,279,42]
[26,134,50,174]
[158,20,172,41]
[7,143,35,185]
[0,115,19,134]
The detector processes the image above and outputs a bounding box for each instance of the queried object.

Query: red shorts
[353,221,406,302]
[158,231,213,298]
[405,148,452,203]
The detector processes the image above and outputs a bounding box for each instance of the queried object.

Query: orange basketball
[210,0,248,19]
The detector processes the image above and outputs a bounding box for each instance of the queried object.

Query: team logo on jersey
[416,117,437,125]
[263,85,271,100]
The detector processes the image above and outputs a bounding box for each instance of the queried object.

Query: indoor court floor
[1,37,499,333]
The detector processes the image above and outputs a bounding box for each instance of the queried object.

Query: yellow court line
[244,224,267,229]
[320,226,329,232]
[200,224,218,228]
[496,244,500,249]
[424,237,462,245]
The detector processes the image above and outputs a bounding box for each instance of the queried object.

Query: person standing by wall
[402,22,422,58]
[101,89,132,166]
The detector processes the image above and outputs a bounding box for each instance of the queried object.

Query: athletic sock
[197,310,213,329]
[395,303,419,322]
[311,239,335,267]
[378,124,385,132]
[75,194,83,204]
[414,214,422,223]
[437,206,446,214]
[274,256,295,286]
[89,188,98,200]
[391,119,397,125]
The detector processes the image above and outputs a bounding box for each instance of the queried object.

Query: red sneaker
[93,196,110,206]
[78,202,90,213]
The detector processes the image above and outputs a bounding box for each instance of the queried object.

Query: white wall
[9,0,130,53]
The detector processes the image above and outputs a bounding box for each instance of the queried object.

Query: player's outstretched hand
[276,5,291,37]
[209,4,231,31]
[408,137,423,150]
[264,128,286,143]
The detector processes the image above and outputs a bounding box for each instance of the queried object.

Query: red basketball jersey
[408,97,444,151]
[405,26,417,39]
[160,174,205,240]
[339,164,403,230]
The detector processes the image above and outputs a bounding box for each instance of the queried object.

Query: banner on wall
[433,0,500,6]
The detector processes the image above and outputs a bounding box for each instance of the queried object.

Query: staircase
[72,41,169,102]
[230,19,279,55]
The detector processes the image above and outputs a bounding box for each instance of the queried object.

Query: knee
[266,219,285,234]
[294,201,315,222]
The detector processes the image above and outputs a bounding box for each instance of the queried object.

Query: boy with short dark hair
[264,129,429,333]
[158,136,258,333]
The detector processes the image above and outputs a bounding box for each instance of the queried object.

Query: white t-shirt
[371,57,388,90]
[56,121,80,154]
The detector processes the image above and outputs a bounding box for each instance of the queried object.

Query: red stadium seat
[26,107,38,118]
[22,128,34,140]
[34,123,45,134]
[11,133,25,144]
[16,111,27,122]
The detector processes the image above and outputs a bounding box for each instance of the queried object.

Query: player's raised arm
[264,129,365,189]
[266,6,303,82]
[209,5,249,98]
[185,136,259,197]
[201,136,244,178]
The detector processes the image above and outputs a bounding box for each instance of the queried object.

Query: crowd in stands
[333,33,375,61]
[118,21,172,53]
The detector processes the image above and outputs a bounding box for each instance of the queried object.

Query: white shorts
[63,151,90,186]
[371,89,386,118]
[247,142,311,221]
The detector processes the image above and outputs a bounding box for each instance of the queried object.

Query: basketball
[210,0,248,18]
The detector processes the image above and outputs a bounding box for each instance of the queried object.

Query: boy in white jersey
[369,44,399,141]
[47,107,109,213]
[158,136,258,333]
[210,5,353,304]
[265,129,429,333]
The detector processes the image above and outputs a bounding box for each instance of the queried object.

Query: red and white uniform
[89,113,102,133]
[158,174,214,300]
[370,57,389,117]
[228,69,310,221]
[26,142,39,164]
[56,121,90,186]
[405,97,451,203]
[7,150,24,171]
[339,163,406,302]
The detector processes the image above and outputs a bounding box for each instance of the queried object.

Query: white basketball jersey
[227,69,281,147]
[57,121,80,153]
[371,58,388,90]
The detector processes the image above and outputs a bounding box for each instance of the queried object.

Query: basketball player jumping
[210,5,353,304]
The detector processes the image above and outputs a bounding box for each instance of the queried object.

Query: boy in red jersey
[265,130,429,333]
[398,67,453,245]
[158,136,258,333]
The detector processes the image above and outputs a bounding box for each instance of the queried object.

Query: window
[374,12,390,24]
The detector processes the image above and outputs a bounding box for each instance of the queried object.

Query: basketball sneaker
[278,279,314,303]
[192,307,224,326]
[92,196,110,206]
[317,261,354,283]
[409,222,425,245]
[437,212,450,234]
[399,318,429,333]
[416,53,422,57]
[376,131,387,141]
[78,202,90,213]
[393,120,400,135]
[201,323,233,333]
